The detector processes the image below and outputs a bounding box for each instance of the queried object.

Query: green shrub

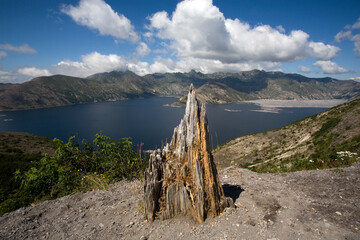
[0,133,147,216]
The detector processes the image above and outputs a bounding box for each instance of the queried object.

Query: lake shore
[244,99,348,108]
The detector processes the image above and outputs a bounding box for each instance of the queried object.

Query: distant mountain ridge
[1,70,360,111]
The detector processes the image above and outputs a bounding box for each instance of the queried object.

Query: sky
[0,0,360,83]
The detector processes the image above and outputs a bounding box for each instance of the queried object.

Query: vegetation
[214,98,360,173]
[0,133,147,216]
[0,132,54,205]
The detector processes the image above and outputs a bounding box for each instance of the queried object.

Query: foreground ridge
[144,84,233,223]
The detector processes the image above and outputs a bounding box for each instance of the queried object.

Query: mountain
[175,70,360,105]
[213,97,360,171]
[0,72,155,111]
[1,70,360,111]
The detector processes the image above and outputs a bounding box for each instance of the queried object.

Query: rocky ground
[1,162,359,240]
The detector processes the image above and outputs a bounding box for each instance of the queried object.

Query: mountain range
[1,70,360,111]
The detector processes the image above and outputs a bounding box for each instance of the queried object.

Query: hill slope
[0,72,155,111]
[213,98,360,171]
[176,71,360,105]
[1,70,360,111]
[1,163,359,239]
[0,132,54,209]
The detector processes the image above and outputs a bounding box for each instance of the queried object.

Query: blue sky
[0,0,360,83]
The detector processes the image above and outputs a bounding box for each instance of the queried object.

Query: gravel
[1,163,359,240]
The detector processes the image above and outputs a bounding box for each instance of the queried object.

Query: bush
[0,133,147,216]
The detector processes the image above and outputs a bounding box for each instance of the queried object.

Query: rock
[144,84,234,223]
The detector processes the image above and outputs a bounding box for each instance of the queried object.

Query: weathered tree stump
[144,84,233,223]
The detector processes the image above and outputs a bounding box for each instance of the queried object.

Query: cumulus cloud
[17,67,51,77]
[297,65,312,73]
[147,0,339,65]
[61,0,139,42]
[50,51,128,77]
[136,42,151,57]
[127,61,150,76]
[145,56,281,74]
[50,52,283,78]
[3,52,136,83]
[0,43,37,54]
[313,60,348,74]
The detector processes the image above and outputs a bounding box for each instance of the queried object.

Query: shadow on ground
[222,184,244,202]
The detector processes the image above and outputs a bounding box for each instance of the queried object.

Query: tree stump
[144,84,233,223]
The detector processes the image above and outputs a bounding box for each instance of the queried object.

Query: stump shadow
[222,184,244,202]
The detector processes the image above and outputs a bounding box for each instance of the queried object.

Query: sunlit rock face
[144,84,233,223]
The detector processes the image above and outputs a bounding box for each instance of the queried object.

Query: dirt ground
[1,162,359,240]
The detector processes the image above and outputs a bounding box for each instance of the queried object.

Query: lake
[0,97,328,150]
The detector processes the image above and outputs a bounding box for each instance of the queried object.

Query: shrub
[0,133,147,216]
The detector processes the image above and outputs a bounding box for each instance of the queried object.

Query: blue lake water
[0,97,327,150]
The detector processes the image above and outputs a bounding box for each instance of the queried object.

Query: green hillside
[0,132,54,206]
[213,98,360,172]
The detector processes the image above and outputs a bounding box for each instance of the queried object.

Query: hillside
[0,132,54,212]
[213,98,360,171]
[1,163,359,239]
[176,71,360,105]
[1,70,360,111]
[1,98,360,239]
[0,72,155,111]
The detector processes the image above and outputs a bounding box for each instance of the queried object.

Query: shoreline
[243,99,348,108]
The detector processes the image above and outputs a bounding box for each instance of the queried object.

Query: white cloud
[127,61,150,76]
[0,70,46,83]
[335,18,360,56]
[335,30,352,42]
[136,42,151,57]
[0,43,37,54]
[145,56,281,74]
[17,67,51,77]
[61,0,139,42]
[297,65,312,73]
[313,60,348,74]
[50,51,128,77]
[0,51,7,59]
[148,0,339,65]
[3,52,138,83]
[349,76,360,81]
[0,71,30,83]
